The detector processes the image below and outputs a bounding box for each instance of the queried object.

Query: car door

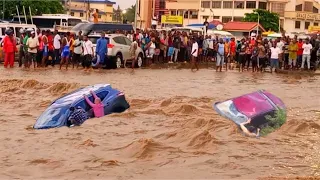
[113,36,130,60]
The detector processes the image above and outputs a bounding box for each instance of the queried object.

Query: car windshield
[68,19,82,26]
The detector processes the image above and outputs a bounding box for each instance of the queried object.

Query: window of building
[213,16,220,19]
[184,11,188,18]
[305,22,310,29]
[234,16,243,21]
[223,1,233,8]
[304,2,313,12]
[160,0,166,9]
[295,4,302,11]
[201,1,211,8]
[222,16,232,23]
[258,2,267,9]
[80,12,84,17]
[178,10,184,16]
[212,1,221,8]
[170,10,177,16]
[202,15,209,20]
[314,22,319,26]
[246,1,256,9]
[234,1,244,9]
[190,11,198,19]
[313,7,318,13]
[98,15,101,18]
[70,12,74,16]
[295,21,301,29]
[271,3,285,17]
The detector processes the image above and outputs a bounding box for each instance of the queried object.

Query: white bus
[13,14,83,32]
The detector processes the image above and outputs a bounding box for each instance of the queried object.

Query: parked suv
[88,34,144,68]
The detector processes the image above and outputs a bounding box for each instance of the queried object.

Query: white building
[166,0,320,33]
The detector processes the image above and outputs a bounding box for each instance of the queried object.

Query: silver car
[88,34,144,68]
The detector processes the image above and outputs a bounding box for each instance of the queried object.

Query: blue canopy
[187,23,216,29]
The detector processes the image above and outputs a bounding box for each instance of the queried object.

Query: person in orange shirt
[93,9,99,24]
[224,39,230,71]
[229,37,236,70]
[3,29,17,68]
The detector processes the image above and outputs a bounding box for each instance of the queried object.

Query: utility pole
[134,0,138,32]
[69,0,72,15]
[2,0,5,20]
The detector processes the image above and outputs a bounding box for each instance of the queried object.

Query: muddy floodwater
[0,67,319,179]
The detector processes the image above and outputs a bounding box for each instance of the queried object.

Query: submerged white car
[88,34,144,68]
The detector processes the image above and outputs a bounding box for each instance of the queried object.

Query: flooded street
[0,67,319,179]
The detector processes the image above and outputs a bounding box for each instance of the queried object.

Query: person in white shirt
[270,42,281,73]
[72,35,83,68]
[26,31,39,68]
[191,38,199,71]
[82,35,94,71]
[301,39,312,70]
[276,38,284,69]
[53,30,61,66]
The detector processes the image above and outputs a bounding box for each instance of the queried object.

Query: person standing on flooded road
[301,39,312,70]
[53,30,61,66]
[3,29,17,68]
[270,42,281,73]
[216,38,225,72]
[191,38,199,72]
[26,31,39,68]
[93,32,108,68]
[18,28,26,67]
[82,35,94,71]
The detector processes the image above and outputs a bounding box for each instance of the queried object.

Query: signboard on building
[308,26,320,32]
[161,15,183,25]
[296,12,320,21]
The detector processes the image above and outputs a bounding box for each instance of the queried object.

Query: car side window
[124,37,132,46]
[113,37,126,45]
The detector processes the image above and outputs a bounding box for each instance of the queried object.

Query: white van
[0,23,37,62]
[170,26,206,36]
[0,23,37,42]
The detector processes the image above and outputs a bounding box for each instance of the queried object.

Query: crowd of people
[1,27,320,73]
[2,28,106,71]
[127,29,320,72]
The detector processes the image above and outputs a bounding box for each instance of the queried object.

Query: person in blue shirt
[93,32,108,68]
[217,38,225,72]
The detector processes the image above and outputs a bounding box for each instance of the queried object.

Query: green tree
[0,0,64,19]
[123,5,135,23]
[242,9,280,32]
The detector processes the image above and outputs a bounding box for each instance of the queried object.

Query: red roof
[210,20,223,26]
[223,21,266,32]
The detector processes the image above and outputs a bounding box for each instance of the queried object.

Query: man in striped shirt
[67,106,88,127]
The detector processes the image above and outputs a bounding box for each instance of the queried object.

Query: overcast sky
[115,0,136,9]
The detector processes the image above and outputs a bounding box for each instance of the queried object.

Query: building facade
[137,0,169,29]
[282,0,320,33]
[165,0,320,33]
[66,0,115,22]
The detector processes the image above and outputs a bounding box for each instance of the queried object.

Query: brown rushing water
[0,67,319,179]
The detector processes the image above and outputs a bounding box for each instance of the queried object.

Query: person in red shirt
[297,38,303,68]
[229,37,236,70]
[3,29,17,68]
[46,30,54,67]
